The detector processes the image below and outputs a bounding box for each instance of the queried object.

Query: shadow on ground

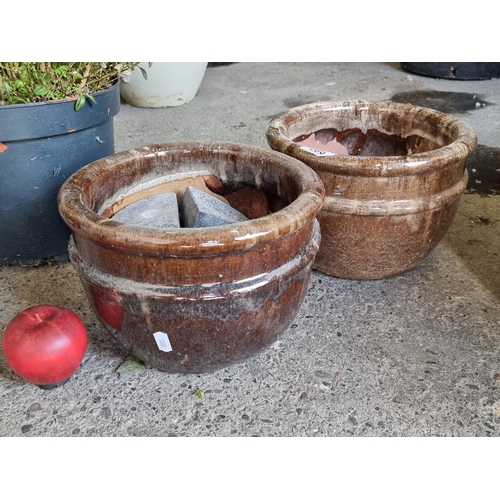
[443,194,500,299]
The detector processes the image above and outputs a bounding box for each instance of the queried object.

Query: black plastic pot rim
[0,82,121,142]
[0,82,119,111]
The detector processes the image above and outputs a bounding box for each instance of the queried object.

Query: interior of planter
[284,104,462,157]
[80,144,306,220]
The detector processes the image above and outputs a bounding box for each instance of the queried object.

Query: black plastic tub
[402,62,500,81]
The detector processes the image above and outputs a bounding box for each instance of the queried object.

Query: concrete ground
[1,62,499,437]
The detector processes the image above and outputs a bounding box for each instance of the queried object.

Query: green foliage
[0,62,141,110]
[192,388,204,399]
[116,355,147,375]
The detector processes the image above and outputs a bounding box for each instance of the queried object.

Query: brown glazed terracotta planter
[57,142,324,373]
[266,100,477,280]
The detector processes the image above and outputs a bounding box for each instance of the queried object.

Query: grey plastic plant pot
[0,82,120,265]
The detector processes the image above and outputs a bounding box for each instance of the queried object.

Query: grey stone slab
[112,192,180,228]
[181,186,248,228]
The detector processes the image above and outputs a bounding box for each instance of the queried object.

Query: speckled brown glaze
[58,142,324,373]
[266,101,477,279]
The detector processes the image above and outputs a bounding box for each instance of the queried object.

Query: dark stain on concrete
[390,90,492,114]
[465,144,500,196]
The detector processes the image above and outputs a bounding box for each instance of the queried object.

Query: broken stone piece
[224,186,269,219]
[181,186,248,228]
[112,192,180,228]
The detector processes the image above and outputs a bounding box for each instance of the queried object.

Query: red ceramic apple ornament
[2,305,87,389]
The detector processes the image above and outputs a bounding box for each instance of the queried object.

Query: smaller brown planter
[57,142,324,373]
[266,100,477,280]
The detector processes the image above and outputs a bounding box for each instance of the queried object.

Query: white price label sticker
[300,146,337,157]
[153,331,173,352]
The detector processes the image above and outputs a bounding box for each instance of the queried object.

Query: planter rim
[0,82,121,142]
[0,81,119,111]
[266,100,478,177]
[58,141,325,257]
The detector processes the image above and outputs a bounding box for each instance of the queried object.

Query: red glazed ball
[2,305,87,386]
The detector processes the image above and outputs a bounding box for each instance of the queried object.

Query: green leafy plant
[0,62,141,110]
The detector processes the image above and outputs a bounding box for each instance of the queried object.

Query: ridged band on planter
[58,142,325,373]
[266,100,478,280]
[0,83,120,264]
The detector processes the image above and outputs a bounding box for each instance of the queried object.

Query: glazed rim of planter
[266,100,478,177]
[57,141,325,285]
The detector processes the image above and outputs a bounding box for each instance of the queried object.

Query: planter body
[0,83,120,264]
[120,62,208,108]
[58,142,324,373]
[266,100,477,280]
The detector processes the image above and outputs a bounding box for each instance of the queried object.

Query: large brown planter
[57,142,324,373]
[266,100,477,280]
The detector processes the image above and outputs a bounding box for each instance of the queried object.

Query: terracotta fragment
[224,185,269,219]
[204,174,227,195]
[295,133,348,155]
[103,174,228,218]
